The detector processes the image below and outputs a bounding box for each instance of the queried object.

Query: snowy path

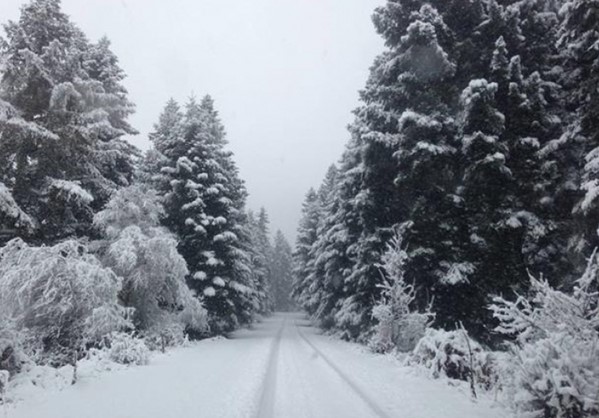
[5,313,509,418]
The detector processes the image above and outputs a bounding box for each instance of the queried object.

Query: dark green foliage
[294,0,584,345]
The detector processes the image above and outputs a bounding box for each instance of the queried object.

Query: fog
[0,0,385,241]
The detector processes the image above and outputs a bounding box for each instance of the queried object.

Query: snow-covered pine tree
[148,96,253,334]
[0,0,137,243]
[306,165,346,328]
[454,78,511,338]
[292,188,321,313]
[558,0,599,258]
[249,208,273,314]
[270,230,294,312]
[328,3,460,340]
[293,0,577,344]
[82,36,138,207]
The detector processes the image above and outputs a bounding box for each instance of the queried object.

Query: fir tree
[270,230,294,311]
[0,0,137,243]
[147,96,253,334]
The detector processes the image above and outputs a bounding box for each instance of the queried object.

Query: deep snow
[4,313,509,418]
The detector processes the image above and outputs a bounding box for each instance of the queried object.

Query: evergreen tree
[559,0,599,256]
[147,96,253,334]
[0,0,137,243]
[270,230,294,312]
[294,0,576,343]
[244,208,273,315]
[292,189,321,313]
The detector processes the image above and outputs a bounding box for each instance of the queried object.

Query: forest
[0,0,598,418]
[0,0,294,380]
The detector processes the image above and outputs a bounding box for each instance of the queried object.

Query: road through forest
[6,313,508,418]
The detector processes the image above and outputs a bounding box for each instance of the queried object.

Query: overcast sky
[0,0,385,242]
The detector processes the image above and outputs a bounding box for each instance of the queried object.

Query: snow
[49,179,94,204]
[0,183,34,229]
[203,286,216,297]
[439,262,475,285]
[4,313,508,418]
[212,276,226,287]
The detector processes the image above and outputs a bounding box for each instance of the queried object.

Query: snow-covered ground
[3,313,509,418]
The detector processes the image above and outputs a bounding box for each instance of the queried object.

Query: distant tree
[245,208,273,314]
[270,230,294,311]
[292,189,321,312]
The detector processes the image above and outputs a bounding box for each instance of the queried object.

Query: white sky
[0,0,385,242]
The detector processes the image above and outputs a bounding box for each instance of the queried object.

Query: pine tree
[294,0,576,344]
[270,230,294,311]
[0,0,137,243]
[292,189,321,313]
[147,96,252,334]
[559,0,599,256]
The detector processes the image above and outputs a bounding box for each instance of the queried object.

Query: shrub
[0,239,130,365]
[490,249,599,418]
[108,333,150,366]
[407,328,498,391]
[370,227,434,353]
[143,322,186,352]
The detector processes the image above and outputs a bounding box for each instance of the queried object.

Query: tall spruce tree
[559,0,599,258]
[294,0,577,343]
[0,0,135,242]
[147,96,253,334]
[270,230,294,312]
[0,0,136,243]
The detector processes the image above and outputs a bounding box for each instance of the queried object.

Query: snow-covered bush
[370,227,434,353]
[143,322,186,352]
[108,333,150,366]
[94,186,208,336]
[490,250,599,418]
[407,328,498,390]
[0,238,130,365]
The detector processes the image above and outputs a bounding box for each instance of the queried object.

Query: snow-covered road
[5,313,508,418]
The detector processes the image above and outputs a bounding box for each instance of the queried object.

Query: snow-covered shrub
[490,250,599,418]
[108,333,150,366]
[143,322,186,352]
[94,186,208,335]
[178,292,209,336]
[370,227,434,353]
[0,238,130,365]
[407,328,498,390]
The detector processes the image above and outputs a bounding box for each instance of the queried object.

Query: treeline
[293,1,599,415]
[293,0,596,344]
[0,0,292,379]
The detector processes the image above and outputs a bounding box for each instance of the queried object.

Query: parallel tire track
[255,318,286,418]
[294,322,393,418]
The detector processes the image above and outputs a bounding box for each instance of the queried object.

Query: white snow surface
[4,313,509,418]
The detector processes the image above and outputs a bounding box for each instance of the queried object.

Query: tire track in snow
[255,317,286,418]
[294,321,393,418]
